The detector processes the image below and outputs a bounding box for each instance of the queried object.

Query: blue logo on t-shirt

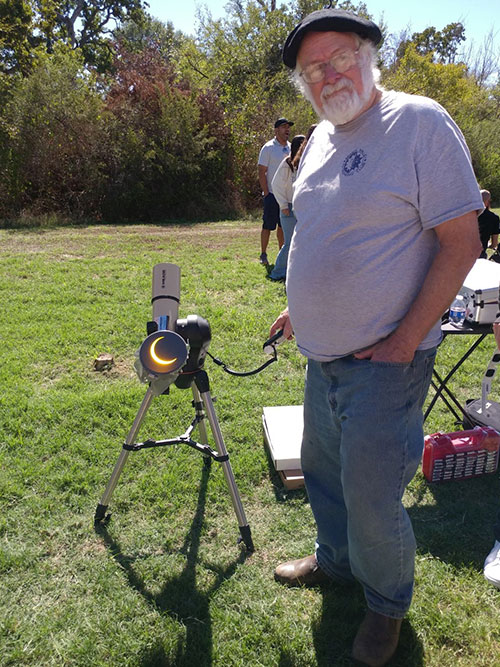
[342,149,367,176]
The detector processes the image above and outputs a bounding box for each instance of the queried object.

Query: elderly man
[269,8,483,666]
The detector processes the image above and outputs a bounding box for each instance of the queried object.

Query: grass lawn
[1,220,500,666]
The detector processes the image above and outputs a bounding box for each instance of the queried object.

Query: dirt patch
[91,357,136,380]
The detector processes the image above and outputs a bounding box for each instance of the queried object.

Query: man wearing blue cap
[269,7,483,666]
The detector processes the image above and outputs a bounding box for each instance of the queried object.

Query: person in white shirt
[267,134,306,281]
[257,118,293,265]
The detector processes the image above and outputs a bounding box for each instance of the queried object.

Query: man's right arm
[258,164,269,196]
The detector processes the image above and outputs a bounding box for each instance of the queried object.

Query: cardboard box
[262,405,304,488]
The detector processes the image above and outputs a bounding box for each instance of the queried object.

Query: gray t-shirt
[287,90,483,361]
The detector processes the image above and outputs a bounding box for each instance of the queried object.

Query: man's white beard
[311,61,375,126]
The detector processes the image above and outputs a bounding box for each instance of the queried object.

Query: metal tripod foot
[238,525,254,552]
[94,503,110,524]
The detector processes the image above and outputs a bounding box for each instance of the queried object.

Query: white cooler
[459,259,500,324]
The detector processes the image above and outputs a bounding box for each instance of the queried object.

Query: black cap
[274,117,294,128]
[283,8,382,68]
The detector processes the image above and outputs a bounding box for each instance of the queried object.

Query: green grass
[1,221,500,666]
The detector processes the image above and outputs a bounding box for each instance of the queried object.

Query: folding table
[424,320,493,424]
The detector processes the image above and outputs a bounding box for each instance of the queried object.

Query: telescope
[95,263,254,552]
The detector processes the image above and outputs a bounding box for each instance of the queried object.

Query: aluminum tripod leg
[94,386,155,522]
[193,384,254,551]
[191,385,211,461]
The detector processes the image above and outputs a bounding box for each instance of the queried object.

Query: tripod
[94,264,254,551]
[94,312,254,552]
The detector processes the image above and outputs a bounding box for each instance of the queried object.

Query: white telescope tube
[151,263,180,331]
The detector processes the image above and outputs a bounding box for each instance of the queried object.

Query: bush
[1,47,110,220]
[0,43,240,224]
[101,43,237,221]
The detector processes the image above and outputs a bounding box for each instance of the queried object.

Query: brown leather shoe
[274,554,331,587]
[351,609,402,666]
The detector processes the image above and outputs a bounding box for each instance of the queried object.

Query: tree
[0,0,37,74]
[113,14,186,62]
[1,0,149,72]
[293,0,371,20]
[394,23,466,65]
[462,28,500,87]
[194,0,378,205]
[414,23,466,63]
[101,41,235,220]
[382,44,476,114]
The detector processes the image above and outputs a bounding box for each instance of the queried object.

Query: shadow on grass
[409,472,500,567]
[303,582,424,667]
[95,462,250,667]
[262,569,424,667]
[311,582,365,666]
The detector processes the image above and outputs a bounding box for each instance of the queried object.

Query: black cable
[206,348,278,377]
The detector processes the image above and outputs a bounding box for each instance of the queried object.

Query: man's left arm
[355,211,482,363]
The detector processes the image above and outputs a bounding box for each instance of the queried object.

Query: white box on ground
[262,405,304,471]
[460,258,500,324]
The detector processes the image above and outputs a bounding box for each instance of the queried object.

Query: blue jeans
[302,348,436,618]
[269,205,296,280]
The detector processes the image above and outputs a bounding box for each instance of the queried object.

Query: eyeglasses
[299,48,360,84]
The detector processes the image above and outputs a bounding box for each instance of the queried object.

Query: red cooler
[422,426,500,482]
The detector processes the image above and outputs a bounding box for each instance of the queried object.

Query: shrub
[1,47,110,219]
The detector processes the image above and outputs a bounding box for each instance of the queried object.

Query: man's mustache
[321,78,354,101]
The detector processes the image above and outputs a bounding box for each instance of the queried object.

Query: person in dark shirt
[478,189,499,258]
